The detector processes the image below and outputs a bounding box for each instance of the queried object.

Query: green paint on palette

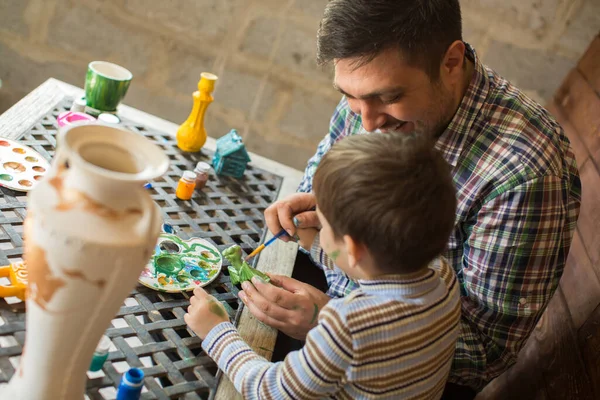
[0,174,13,181]
[190,269,203,278]
[155,254,184,275]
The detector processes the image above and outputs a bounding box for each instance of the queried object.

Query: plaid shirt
[298,44,581,390]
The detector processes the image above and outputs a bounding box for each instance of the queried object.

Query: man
[237,0,581,396]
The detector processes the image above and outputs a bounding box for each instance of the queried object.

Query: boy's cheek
[320,237,332,255]
[319,233,326,250]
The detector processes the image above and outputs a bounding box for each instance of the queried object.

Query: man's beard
[412,89,455,139]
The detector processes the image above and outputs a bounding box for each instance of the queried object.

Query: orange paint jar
[176,171,197,200]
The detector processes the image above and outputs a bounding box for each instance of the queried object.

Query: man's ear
[343,235,366,269]
[441,40,466,84]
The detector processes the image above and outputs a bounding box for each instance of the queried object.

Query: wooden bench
[477,32,600,400]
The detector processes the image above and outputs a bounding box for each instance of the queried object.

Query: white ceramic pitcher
[0,123,169,399]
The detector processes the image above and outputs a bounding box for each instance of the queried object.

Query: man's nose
[351,100,386,132]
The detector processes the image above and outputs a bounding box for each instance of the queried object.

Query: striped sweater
[202,256,461,399]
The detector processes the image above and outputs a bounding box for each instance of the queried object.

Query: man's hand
[238,274,330,340]
[184,287,230,339]
[264,193,320,241]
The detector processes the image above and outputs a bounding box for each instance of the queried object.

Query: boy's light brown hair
[313,133,456,274]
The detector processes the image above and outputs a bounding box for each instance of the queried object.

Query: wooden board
[0,80,64,141]
[475,320,548,400]
[578,34,600,94]
[213,239,299,400]
[554,70,600,156]
[476,288,594,400]
[560,231,600,330]
[547,102,590,167]
[539,289,594,400]
[576,160,600,267]
[593,138,600,172]
[578,303,600,398]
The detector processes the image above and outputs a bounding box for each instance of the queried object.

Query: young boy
[184,133,461,399]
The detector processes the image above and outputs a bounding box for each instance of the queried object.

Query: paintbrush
[245,228,288,261]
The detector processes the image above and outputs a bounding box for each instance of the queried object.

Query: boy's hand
[296,227,319,251]
[184,287,230,339]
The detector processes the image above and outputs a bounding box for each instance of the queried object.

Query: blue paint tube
[116,368,144,400]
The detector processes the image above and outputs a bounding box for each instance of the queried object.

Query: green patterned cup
[85,61,133,112]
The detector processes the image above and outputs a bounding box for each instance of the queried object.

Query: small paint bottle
[89,335,111,372]
[175,170,197,200]
[116,367,144,400]
[70,96,87,113]
[193,161,211,190]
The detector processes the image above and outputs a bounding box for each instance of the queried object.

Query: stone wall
[0,0,598,170]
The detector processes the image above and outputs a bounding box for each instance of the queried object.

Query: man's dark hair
[316,0,462,79]
[313,133,457,274]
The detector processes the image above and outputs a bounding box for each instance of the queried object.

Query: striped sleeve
[202,306,352,399]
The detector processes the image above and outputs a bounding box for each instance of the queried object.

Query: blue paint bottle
[116,368,144,400]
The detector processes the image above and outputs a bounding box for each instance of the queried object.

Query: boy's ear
[343,235,366,269]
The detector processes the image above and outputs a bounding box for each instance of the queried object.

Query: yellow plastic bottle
[176,72,218,152]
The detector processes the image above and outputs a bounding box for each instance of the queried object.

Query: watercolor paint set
[0,138,50,192]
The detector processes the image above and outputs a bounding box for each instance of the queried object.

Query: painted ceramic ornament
[223,245,270,285]
[138,233,222,292]
[212,129,251,179]
[0,123,169,400]
[0,138,50,192]
[176,72,218,152]
[85,61,133,113]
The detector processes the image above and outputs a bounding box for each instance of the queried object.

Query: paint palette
[139,233,222,293]
[0,138,50,192]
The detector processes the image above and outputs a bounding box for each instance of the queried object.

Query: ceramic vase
[0,123,169,399]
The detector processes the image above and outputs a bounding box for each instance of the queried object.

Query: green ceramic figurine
[223,245,270,285]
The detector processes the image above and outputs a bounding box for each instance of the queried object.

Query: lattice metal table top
[0,99,282,399]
